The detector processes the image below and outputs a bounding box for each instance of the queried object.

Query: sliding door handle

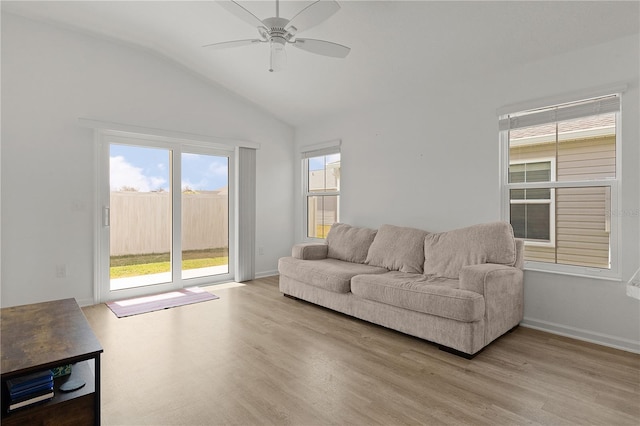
[103,206,110,227]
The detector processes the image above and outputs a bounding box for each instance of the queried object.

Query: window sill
[303,237,327,243]
[523,262,621,282]
[627,268,640,300]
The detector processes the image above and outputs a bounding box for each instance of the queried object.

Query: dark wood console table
[1,298,103,425]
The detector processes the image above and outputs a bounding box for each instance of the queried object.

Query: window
[509,159,555,245]
[302,144,340,239]
[500,94,620,277]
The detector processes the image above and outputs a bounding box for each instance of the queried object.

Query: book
[6,370,53,393]
[8,389,54,412]
[9,379,54,399]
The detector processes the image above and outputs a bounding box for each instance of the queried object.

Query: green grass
[110,248,228,279]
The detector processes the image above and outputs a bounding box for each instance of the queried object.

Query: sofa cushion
[423,221,517,279]
[327,223,377,264]
[351,272,484,322]
[278,257,388,293]
[365,225,429,274]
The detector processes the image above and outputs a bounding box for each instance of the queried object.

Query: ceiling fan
[204,0,350,72]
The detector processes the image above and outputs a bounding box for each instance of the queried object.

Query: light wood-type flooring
[82,276,640,425]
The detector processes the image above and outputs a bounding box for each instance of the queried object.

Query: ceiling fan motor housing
[262,17,293,42]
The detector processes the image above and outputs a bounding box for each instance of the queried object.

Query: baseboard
[521,317,640,354]
[255,270,278,279]
[77,297,96,308]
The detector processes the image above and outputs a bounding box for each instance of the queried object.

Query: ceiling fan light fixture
[269,37,287,72]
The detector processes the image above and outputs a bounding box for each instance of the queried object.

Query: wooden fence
[109,191,228,256]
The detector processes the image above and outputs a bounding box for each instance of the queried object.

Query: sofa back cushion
[326,223,377,264]
[365,224,429,274]
[423,221,517,279]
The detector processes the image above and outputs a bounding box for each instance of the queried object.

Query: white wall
[1,13,295,307]
[294,35,640,353]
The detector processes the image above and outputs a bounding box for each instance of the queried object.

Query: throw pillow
[423,221,517,279]
[326,223,377,264]
[365,224,429,274]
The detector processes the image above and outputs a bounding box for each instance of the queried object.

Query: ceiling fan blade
[286,0,340,33]
[217,0,264,28]
[203,39,263,49]
[293,38,350,58]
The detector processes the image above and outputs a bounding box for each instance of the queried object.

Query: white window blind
[301,140,341,158]
[499,95,620,131]
[235,147,256,282]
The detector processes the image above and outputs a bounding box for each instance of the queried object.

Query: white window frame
[96,132,236,302]
[83,118,260,302]
[301,140,341,241]
[508,157,557,248]
[499,92,622,280]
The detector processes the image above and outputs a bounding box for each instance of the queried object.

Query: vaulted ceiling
[2,1,639,126]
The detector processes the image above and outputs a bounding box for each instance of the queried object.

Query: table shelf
[1,299,103,425]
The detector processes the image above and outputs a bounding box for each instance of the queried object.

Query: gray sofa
[278,221,524,358]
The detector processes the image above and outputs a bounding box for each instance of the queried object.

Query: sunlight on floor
[112,291,185,307]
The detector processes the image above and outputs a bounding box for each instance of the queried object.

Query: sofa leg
[283,293,300,300]
[438,345,477,359]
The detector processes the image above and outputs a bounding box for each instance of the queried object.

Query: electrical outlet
[258,247,264,256]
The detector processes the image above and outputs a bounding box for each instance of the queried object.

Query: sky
[110,145,228,192]
[309,153,340,171]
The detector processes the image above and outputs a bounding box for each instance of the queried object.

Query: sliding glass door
[98,134,234,302]
[109,144,173,290]
[181,151,230,280]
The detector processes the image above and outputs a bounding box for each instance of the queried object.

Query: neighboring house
[509,114,615,269]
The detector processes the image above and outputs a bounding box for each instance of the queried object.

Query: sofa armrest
[459,263,522,295]
[514,239,525,270]
[292,243,328,260]
[459,263,524,344]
